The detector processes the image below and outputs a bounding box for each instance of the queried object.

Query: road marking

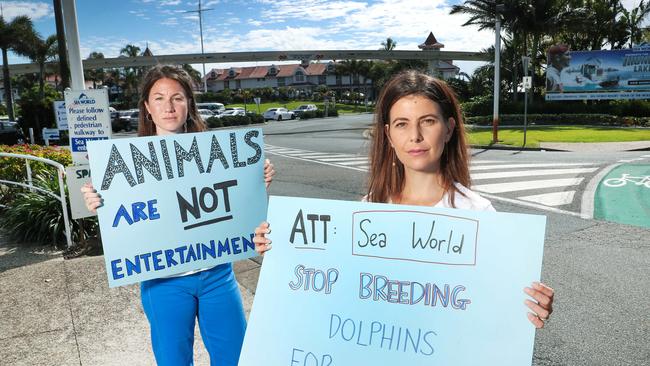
[518,191,576,206]
[474,177,584,193]
[580,162,621,219]
[471,163,596,171]
[319,157,368,162]
[471,167,598,180]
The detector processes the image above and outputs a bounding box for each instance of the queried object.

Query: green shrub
[463,114,650,126]
[299,109,339,120]
[249,114,264,124]
[206,116,223,128]
[0,170,98,247]
[221,115,251,127]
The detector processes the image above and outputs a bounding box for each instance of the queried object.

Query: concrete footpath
[0,232,262,366]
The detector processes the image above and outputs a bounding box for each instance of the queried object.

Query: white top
[546,66,562,92]
[363,182,495,212]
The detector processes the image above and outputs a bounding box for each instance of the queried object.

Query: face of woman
[386,94,455,174]
[144,78,189,136]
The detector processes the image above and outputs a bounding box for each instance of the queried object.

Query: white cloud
[161,0,182,5]
[248,19,263,26]
[1,1,52,20]
[260,0,366,20]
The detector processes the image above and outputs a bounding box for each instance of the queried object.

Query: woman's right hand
[81,183,102,213]
[253,221,272,256]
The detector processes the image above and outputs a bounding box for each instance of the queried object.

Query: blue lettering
[186,244,198,262]
[217,239,231,256]
[111,259,124,280]
[175,246,187,263]
[132,201,147,222]
[112,205,133,227]
[152,250,164,270]
[125,257,141,276]
[164,249,178,266]
[231,237,241,254]
[202,242,217,259]
[139,253,152,271]
[147,199,160,220]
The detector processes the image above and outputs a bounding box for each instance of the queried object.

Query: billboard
[545,43,650,100]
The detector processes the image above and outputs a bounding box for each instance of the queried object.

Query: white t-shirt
[363,182,495,212]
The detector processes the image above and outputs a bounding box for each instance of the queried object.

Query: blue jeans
[140,263,246,366]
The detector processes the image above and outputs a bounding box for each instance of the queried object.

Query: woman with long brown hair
[254,69,553,328]
[82,64,275,365]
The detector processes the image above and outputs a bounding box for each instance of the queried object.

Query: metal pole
[61,0,85,90]
[198,0,207,92]
[522,56,530,148]
[492,9,502,144]
[53,0,70,89]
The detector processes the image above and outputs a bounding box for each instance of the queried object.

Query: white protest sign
[65,164,95,219]
[64,89,112,165]
[53,101,68,130]
[87,128,267,287]
[241,196,546,366]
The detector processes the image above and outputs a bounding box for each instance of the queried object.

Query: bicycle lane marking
[594,163,650,228]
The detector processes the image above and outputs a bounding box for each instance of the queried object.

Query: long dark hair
[137,64,207,136]
[366,70,470,207]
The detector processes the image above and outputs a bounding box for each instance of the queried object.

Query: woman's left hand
[524,281,554,329]
[264,158,275,189]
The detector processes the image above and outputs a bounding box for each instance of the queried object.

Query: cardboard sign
[53,101,68,130]
[87,128,267,287]
[64,89,112,165]
[64,164,95,219]
[240,196,546,366]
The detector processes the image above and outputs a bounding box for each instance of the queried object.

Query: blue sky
[3,0,645,75]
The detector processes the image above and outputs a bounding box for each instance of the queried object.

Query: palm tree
[85,51,105,89]
[0,15,36,120]
[119,44,142,104]
[621,0,650,47]
[380,37,397,51]
[24,33,58,99]
[182,64,202,87]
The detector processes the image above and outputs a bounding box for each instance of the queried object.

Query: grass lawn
[467,126,650,148]
[227,101,371,115]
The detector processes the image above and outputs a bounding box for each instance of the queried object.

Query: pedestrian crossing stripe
[264,144,600,212]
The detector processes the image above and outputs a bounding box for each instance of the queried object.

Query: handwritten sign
[240,196,546,366]
[87,128,267,287]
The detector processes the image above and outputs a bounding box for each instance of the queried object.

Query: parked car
[291,104,318,117]
[0,119,25,145]
[112,110,134,132]
[198,109,215,121]
[196,102,225,115]
[219,109,246,118]
[263,107,295,121]
[128,111,140,130]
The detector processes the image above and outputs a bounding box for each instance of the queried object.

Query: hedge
[299,109,340,120]
[464,114,650,127]
[206,114,264,129]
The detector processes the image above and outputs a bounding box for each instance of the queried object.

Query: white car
[198,109,215,121]
[263,107,295,121]
[291,104,318,117]
[218,109,246,118]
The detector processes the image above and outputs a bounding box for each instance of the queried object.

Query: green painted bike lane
[594,164,650,228]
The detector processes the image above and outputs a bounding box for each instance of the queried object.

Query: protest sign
[64,164,95,219]
[240,196,546,366]
[64,89,112,165]
[87,128,266,287]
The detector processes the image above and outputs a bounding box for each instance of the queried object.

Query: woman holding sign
[254,70,553,328]
[82,65,275,366]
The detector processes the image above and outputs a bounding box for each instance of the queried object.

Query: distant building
[204,60,371,94]
[418,32,460,79]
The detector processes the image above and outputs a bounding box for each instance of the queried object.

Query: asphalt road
[256,115,649,366]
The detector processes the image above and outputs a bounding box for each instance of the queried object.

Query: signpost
[65,164,95,219]
[87,128,267,287]
[41,128,60,146]
[64,89,112,165]
[53,101,68,130]
[240,196,546,365]
[522,56,531,147]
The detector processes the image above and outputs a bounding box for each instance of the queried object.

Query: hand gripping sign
[87,128,267,287]
[240,196,546,366]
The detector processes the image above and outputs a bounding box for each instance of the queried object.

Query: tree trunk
[2,47,14,120]
[53,0,70,89]
[39,64,45,99]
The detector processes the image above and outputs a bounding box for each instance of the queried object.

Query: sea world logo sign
[72,93,97,106]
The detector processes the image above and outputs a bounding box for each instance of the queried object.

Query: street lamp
[185,1,214,92]
[521,55,531,147]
